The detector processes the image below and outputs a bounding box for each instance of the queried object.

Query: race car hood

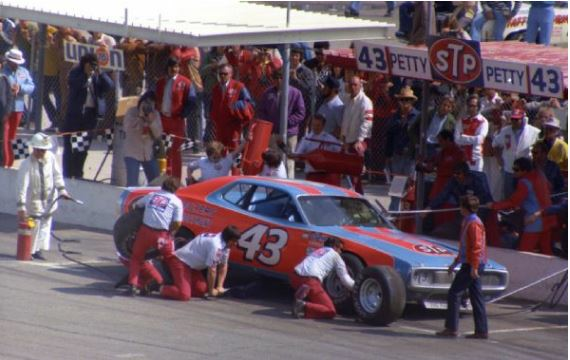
[327,226,506,270]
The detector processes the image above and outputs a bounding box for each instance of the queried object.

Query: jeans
[124,156,159,187]
[503,171,515,199]
[471,9,508,41]
[525,5,555,45]
[445,263,488,334]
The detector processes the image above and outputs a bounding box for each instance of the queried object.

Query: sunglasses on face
[219,72,229,76]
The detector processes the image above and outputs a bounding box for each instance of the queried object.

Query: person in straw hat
[2,48,34,167]
[16,132,71,260]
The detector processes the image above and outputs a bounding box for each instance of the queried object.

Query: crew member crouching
[159,226,241,301]
[289,237,354,319]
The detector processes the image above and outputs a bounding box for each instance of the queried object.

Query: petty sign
[428,36,484,88]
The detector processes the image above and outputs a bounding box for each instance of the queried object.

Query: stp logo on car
[413,244,453,256]
[428,36,483,87]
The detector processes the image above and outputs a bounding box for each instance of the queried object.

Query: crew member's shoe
[294,284,310,301]
[292,299,306,319]
[465,332,488,339]
[435,328,458,337]
[140,281,161,296]
[31,251,47,261]
[127,285,140,297]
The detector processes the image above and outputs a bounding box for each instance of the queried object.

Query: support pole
[32,23,47,132]
[279,2,292,151]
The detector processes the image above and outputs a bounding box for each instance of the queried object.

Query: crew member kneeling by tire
[159,226,242,301]
[128,176,183,296]
[289,237,354,319]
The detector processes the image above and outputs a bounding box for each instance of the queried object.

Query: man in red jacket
[436,195,488,339]
[210,64,254,152]
[155,57,196,179]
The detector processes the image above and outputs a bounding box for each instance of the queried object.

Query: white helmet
[28,132,52,150]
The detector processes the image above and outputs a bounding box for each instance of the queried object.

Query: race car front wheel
[353,266,406,326]
[324,253,364,313]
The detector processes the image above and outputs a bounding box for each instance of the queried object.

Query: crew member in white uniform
[455,95,489,172]
[289,237,354,319]
[17,132,70,260]
[293,113,341,185]
[128,177,183,296]
[159,226,242,301]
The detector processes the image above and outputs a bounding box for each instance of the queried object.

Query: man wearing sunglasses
[492,108,540,199]
[210,64,254,155]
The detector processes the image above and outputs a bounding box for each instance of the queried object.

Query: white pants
[31,216,53,253]
[483,156,503,202]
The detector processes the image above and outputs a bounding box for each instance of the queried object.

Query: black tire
[324,253,364,313]
[353,265,406,326]
[113,206,144,259]
[174,227,195,249]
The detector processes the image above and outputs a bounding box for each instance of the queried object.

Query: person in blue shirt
[2,48,34,167]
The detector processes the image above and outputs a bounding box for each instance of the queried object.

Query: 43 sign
[237,224,288,266]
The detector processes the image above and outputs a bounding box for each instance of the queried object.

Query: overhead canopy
[0,0,394,46]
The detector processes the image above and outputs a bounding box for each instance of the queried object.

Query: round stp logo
[413,244,453,256]
[429,38,482,84]
[95,46,110,68]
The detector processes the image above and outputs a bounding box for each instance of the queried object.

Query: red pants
[290,273,336,319]
[161,255,208,301]
[161,115,185,180]
[3,111,23,167]
[519,231,552,255]
[214,121,241,151]
[306,172,341,186]
[120,257,163,288]
[128,225,173,287]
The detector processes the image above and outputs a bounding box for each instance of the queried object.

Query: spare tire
[324,253,364,313]
[113,206,144,259]
[353,265,406,326]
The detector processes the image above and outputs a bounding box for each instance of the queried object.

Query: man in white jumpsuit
[17,132,70,260]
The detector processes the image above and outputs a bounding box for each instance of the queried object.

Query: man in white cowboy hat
[2,48,35,168]
[542,116,568,173]
[16,132,70,260]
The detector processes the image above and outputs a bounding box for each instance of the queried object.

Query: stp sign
[428,36,483,87]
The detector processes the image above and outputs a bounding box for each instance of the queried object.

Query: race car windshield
[298,196,386,227]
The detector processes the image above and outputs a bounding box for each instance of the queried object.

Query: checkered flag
[11,138,29,160]
[161,134,173,151]
[97,128,114,147]
[179,139,194,152]
[70,131,91,152]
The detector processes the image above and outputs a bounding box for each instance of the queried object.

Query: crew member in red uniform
[289,237,354,319]
[155,57,196,179]
[489,157,555,254]
[210,64,254,152]
[127,177,182,296]
[436,195,488,339]
[454,94,488,172]
[157,226,241,301]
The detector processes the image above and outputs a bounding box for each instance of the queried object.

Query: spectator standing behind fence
[455,94,488,172]
[385,86,419,208]
[367,74,397,175]
[492,109,540,199]
[155,56,196,180]
[542,117,568,174]
[42,26,61,132]
[471,1,522,41]
[532,140,565,198]
[257,70,305,179]
[419,94,455,158]
[290,45,316,132]
[62,53,114,179]
[0,58,13,164]
[316,76,344,138]
[482,107,505,202]
[341,76,373,195]
[489,157,555,255]
[123,91,162,187]
[239,47,282,104]
[210,64,254,153]
[525,2,555,46]
[117,37,146,96]
[2,48,34,168]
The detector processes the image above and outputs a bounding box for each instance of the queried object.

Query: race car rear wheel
[113,206,145,259]
[324,253,364,313]
[353,266,406,326]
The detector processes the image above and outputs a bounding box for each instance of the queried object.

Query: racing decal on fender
[237,224,288,266]
[428,36,484,87]
[413,244,453,256]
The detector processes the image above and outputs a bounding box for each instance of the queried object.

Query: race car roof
[0,0,394,46]
[324,42,569,90]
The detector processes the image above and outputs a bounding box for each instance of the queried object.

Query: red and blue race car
[115,176,508,325]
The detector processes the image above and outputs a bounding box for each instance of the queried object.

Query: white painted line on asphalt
[24,259,112,269]
[489,325,568,334]
[397,325,435,334]
[114,354,146,359]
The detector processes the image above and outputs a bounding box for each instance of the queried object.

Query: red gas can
[242,119,273,175]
